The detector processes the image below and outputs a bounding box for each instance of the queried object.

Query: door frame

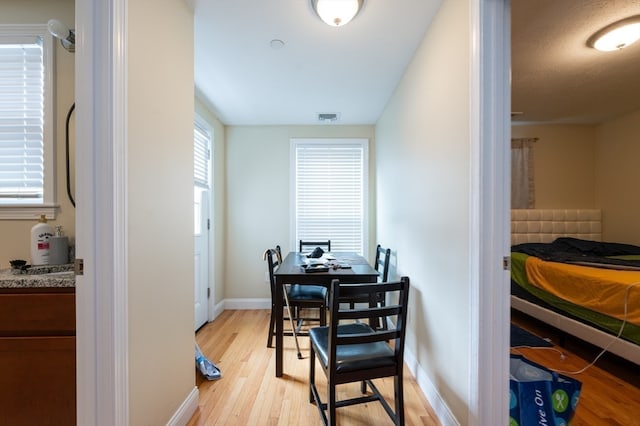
[75,0,128,424]
[468,0,511,424]
[75,0,510,424]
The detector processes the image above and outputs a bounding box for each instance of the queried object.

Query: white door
[194,187,209,330]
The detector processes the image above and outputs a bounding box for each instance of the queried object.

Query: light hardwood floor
[189,309,640,425]
[511,310,640,426]
[189,309,440,426]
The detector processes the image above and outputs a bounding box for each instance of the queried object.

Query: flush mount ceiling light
[587,15,640,52]
[311,0,364,27]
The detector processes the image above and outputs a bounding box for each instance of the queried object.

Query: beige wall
[511,124,597,208]
[596,109,640,244]
[0,0,76,267]
[127,0,195,423]
[224,125,375,300]
[375,0,470,422]
[195,98,226,306]
[512,109,640,245]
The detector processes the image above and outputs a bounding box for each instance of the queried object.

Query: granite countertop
[0,264,75,288]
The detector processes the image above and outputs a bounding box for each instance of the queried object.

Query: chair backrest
[299,240,331,253]
[374,244,391,282]
[327,277,410,369]
[263,247,282,302]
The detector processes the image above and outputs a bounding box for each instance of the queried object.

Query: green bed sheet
[511,252,640,345]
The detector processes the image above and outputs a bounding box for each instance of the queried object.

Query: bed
[510,209,640,365]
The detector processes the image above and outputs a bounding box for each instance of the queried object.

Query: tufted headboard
[511,209,602,246]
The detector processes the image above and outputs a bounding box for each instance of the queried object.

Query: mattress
[511,238,640,346]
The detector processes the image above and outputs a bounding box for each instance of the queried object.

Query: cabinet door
[0,336,76,426]
[0,292,75,336]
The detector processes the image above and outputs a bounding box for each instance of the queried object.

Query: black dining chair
[309,277,410,426]
[299,239,331,253]
[374,244,391,283]
[264,246,327,348]
[342,245,392,328]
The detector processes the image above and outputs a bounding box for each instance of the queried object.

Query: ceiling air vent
[317,113,340,123]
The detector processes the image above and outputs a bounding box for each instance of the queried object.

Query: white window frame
[0,25,56,219]
[290,138,369,257]
[194,113,212,190]
[193,113,212,236]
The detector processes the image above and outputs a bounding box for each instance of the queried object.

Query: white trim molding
[209,300,226,322]
[75,0,129,424]
[166,387,200,426]
[468,0,511,425]
[0,205,58,220]
[112,0,130,422]
[224,298,271,310]
[0,25,56,217]
[404,347,459,426]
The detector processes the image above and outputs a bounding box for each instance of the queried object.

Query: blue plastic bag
[195,343,222,380]
[509,354,581,426]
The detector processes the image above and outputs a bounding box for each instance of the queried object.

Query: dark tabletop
[274,252,379,284]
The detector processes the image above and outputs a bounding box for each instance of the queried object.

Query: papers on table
[300,255,352,271]
[303,264,330,273]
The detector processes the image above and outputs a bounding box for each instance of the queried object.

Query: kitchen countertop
[0,264,75,289]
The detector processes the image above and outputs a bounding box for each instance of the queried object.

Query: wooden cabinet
[0,288,75,426]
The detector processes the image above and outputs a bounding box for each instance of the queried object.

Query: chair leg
[320,304,326,326]
[309,347,330,425]
[267,306,275,348]
[309,347,316,403]
[394,374,405,426]
[328,382,336,426]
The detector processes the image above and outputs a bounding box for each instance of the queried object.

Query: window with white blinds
[0,26,54,217]
[194,119,211,189]
[292,138,368,255]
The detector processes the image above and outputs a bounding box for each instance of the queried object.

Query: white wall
[225,125,375,301]
[376,0,470,422]
[0,0,76,267]
[127,0,195,423]
[511,109,640,246]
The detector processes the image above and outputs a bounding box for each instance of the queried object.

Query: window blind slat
[0,38,44,204]
[194,120,210,188]
[294,141,366,255]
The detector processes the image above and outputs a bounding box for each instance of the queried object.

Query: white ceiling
[193,0,640,127]
[511,0,640,124]
[193,0,442,125]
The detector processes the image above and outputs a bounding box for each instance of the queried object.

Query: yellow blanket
[525,256,640,326]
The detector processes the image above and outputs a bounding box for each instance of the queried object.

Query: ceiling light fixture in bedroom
[311,0,364,27]
[587,15,640,52]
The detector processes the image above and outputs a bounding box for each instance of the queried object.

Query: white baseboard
[166,386,199,426]
[404,347,459,426]
[209,300,225,321]
[224,298,271,310]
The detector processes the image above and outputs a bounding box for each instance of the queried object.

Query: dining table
[272,251,379,377]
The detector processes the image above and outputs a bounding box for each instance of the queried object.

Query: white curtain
[511,138,537,208]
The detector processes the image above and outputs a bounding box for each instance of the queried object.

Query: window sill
[0,205,58,220]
